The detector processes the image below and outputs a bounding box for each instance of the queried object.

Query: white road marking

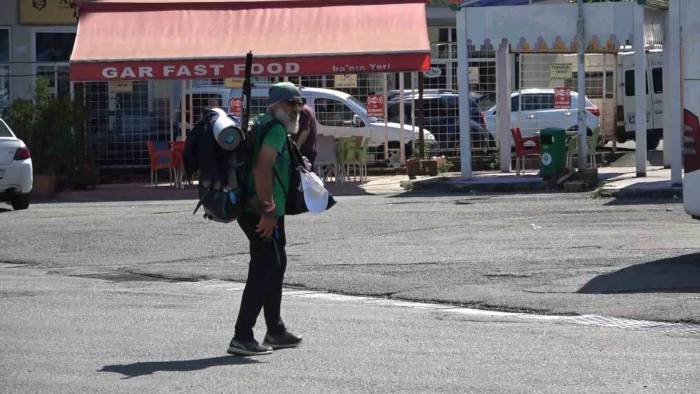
[188,280,700,335]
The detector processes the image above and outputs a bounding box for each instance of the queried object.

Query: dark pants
[234,212,287,342]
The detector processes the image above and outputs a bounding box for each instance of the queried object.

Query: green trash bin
[538,128,567,178]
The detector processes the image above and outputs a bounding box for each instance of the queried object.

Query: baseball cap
[268,82,302,107]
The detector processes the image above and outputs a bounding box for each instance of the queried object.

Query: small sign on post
[367,94,384,117]
[229,97,242,116]
[334,74,358,88]
[468,67,480,84]
[554,87,571,109]
[109,81,133,93]
[550,63,573,80]
[224,78,245,89]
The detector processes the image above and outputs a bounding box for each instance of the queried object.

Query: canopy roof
[70,0,431,81]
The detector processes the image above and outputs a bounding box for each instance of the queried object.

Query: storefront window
[35,32,75,62]
[35,31,75,98]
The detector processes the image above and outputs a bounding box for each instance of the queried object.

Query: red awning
[69,0,431,81]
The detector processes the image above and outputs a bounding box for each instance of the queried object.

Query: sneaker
[262,331,302,349]
[227,338,273,356]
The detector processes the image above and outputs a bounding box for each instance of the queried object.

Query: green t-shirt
[246,115,290,217]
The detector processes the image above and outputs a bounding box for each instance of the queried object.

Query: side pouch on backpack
[193,185,243,223]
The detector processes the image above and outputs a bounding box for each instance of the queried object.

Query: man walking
[292,98,318,167]
[228,82,303,356]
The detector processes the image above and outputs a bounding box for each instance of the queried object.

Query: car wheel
[11,194,30,210]
[647,136,661,151]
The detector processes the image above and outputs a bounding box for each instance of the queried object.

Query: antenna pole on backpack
[240,52,253,134]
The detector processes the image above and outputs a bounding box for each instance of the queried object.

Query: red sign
[367,94,384,117]
[69,54,431,81]
[554,88,571,109]
[229,97,242,116]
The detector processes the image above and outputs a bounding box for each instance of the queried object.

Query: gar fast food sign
[69,54,429,81]
[97,62,301,80]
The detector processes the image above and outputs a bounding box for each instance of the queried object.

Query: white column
[456,6,472,178]
[496,41,511,173]
[576,0,589,170]
[399,72,406,165]
[663,15,672,168]
[634,4,648,177]
[667,0,683,185]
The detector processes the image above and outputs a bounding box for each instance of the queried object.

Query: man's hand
[256,215,277,239]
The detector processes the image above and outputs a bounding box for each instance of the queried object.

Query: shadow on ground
[578,253,700,294]
[99,355,260,379]
[603,196,684,206]
[325,182,372,196]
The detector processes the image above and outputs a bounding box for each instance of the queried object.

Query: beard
[274,108,300,135]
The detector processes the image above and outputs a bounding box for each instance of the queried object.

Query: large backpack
[183,109,277,222]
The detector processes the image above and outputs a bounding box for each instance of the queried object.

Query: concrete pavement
[1,191,699,323]
[1,266,697,393]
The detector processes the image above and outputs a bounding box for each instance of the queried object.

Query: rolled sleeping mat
[210,108,242,151]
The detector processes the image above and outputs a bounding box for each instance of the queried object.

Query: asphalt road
[1,266,697,393]
[0,190,698,323]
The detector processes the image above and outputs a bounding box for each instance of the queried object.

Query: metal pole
[456,5,473,178]
[383,73,389,162]
[576,0,589,170]
[634,3,648,177]
[188,79,194,131]
[169,81,174,143]
[418,72,425,160]
[180,79,186,141]
[612,53,618,153]
[411,72,416,154]
[399,72,406,165]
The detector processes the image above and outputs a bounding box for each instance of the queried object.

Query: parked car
[616,49,664,150]
[484,88,600,142]
[681,5,700,220]
[0,118,33,210]
[180,85,436,162]
[387,91,493,155]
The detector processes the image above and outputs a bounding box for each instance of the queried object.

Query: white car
[484,88,600,140]
[181,85,436,162]
[0,118,33,210]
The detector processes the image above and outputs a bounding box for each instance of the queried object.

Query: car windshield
[0,119,14,138]
[346,95,383,122]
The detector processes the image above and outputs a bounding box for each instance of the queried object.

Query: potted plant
[3,78,77,198]
[70,85,97,190]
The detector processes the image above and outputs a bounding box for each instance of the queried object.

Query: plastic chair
[146,141,176,186]
[342,136,368,183]
[510,128,540,176]
[170,141,186,188]
[336,137,361,183]
[588,127,600,168]
[347,137,369,183]
[566,136,578,170]
[314,135,338,183]
[566,129,598,169]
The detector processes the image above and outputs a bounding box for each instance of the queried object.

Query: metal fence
[517,53,615,145]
